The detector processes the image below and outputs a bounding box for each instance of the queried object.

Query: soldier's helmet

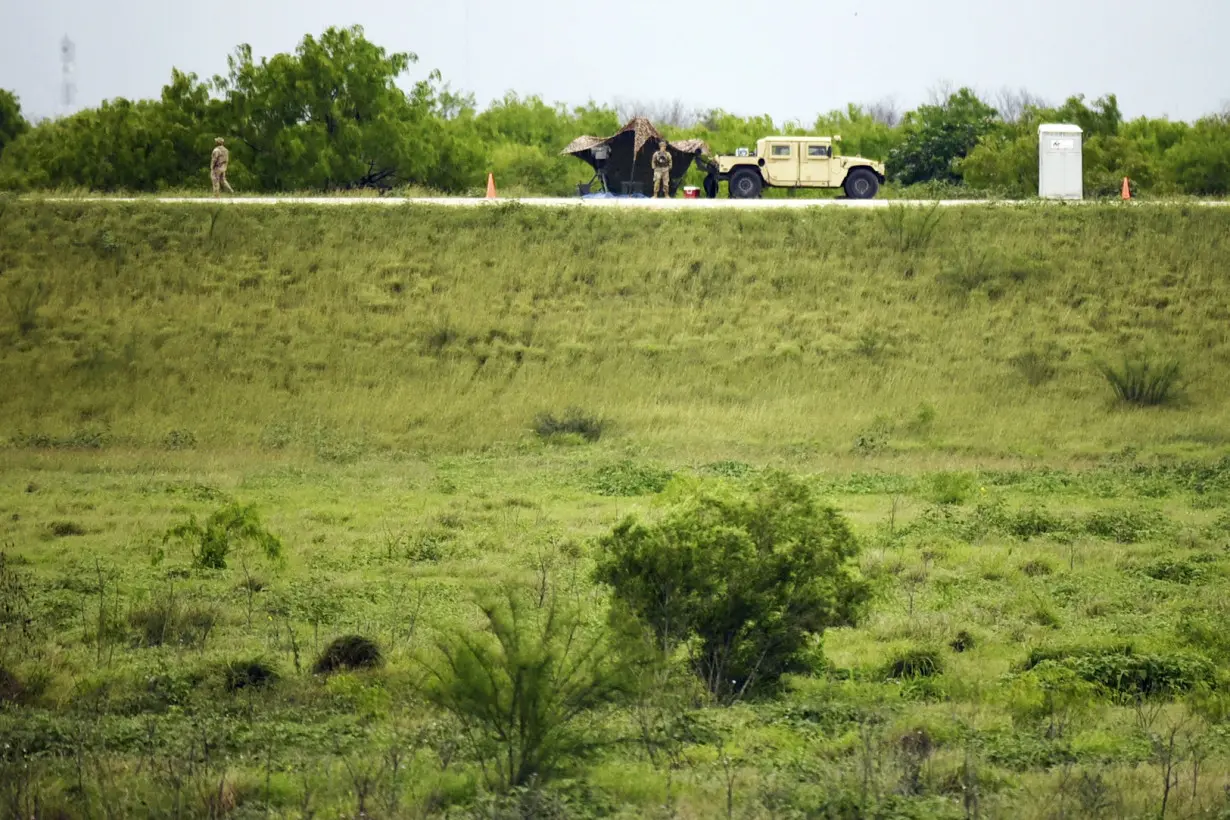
[215,137,225,145]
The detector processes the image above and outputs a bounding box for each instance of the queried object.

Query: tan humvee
[699,136,887,199]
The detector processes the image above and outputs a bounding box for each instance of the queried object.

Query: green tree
[418,586,628,790]
[595,472,869,703]
[888,88,999,185]
[813,103,904,161]
[1164,114,1230,196]
[0,90,29,155]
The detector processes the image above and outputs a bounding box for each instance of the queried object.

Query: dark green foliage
[1140,558,1204,584]
[888,88,999,185]
[927,472,972,505]
[0,666,21,702]
[1020,559,1053,578]
[699,460,756,479]
[1096,354,1182,406]
[1008,348,1061,386]
[162,428,197,450]
[128,599,218,648]
[313,634,383,674]
[418,587,627,789]
[222,658,279,691]
[161,502,283,570]
[1005,507,1068,539]
[47,521,86,538]
[533,408,605,443]
[1022,645,1215,701]
[0,90,27,155]
[949,630,976,653]
[883,648,945,680]
[1081,507,1169,544]
[589,460,674,496]
[595,472,869,702]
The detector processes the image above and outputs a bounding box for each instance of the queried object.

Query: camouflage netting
[561,117,710,195]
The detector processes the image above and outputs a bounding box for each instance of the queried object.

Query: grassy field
[2,200,1230,819]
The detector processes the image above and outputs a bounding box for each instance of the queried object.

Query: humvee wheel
[729,169,763,199]
[844,168,879,200]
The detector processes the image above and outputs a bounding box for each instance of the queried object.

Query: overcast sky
[3,0,1228,125]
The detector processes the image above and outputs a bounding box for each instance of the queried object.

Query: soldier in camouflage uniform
[651,140,672,198]
[210,137,233,196]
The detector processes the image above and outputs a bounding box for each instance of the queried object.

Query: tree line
[1,25,1227,197]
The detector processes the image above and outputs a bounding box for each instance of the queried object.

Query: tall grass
[1096,354,1183,406]
[1,202,1227,459]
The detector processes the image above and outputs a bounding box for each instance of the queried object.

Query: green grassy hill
[3,201,1228,461]
[3,201,1230,819]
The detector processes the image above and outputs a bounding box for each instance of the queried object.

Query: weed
[590,460,674,496]
[3,280,50,336]
[128,598,219,649]
[313,635,383,674]
[160,502,283,570]
[1009,348,1062,387]
[163,429,197,450]
[533,408,606,443]
[222,658,279,691]
[950,630,976,653]
[1096,354,1183,406]
[48,521,86,538]
[878,201,944,254]
[883,648,944,680]
[928,472,973,505]
[1021,559,1054,577]
[1082,507,1169,544]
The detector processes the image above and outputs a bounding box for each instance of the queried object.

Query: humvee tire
[729,169,763,199]
[844,168,879,199]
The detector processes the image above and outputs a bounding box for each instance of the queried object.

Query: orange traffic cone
[486,173,497,199]
[1121,177,1131,200]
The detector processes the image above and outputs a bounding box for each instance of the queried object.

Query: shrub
[163,429,197,450]
[1005,507,1069,539]
[1009,349,1060,386]
[1141,558,1204,584]
[47,521,86,538]
[1020,559,1053,577]
[533,408,605,443]
[1021,645,1215,701]
[927,472,973,505]
[3,280,50,336]
[883,647,945,680]
[595,472,869,702]
[1095,354,1182,406]
[949,630,976,653]
[160,502,283,570]
[313,634,383,674]
[0,666,22,702]
[589,460,674,496]
[1081,507,1169,544]
[417,587,627,790]
[129,599,218,648]
[222,658,279,691]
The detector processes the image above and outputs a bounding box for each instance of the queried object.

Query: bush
[927,472,973,505]
[1005,507,1069,539]
[1081,507,1169,543]
[222,658,279,691]
[47,521,86,538]
[313,634,383,674]
[595,472,870,702]
[163,428,197,450]
[1141,558,1204,584]
[533,408,605,443]
[1009,349,1060,386]
[418,587,627,789]
[1095,354,1182,406]
[128,599,218,648]
[160,502,283,570]
[949,630,976,653]
[1020,559,1054,577]
[883,647,945,680]
[589,460,674,496]
[1022,645,1215,701]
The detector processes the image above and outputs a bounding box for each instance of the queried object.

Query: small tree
[417,585,628,790]
[160,502,283,570]
[889,88,999,186]
[595,472,869,703]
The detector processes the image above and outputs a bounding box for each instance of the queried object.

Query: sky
[2,0,1228,125]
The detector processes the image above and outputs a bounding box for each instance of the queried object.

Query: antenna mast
[60,35,77,115]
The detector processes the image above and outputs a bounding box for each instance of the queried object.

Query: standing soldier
[210,137,233,196]
[651,140,672,198]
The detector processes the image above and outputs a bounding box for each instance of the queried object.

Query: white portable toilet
[1038,124,1083,200]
